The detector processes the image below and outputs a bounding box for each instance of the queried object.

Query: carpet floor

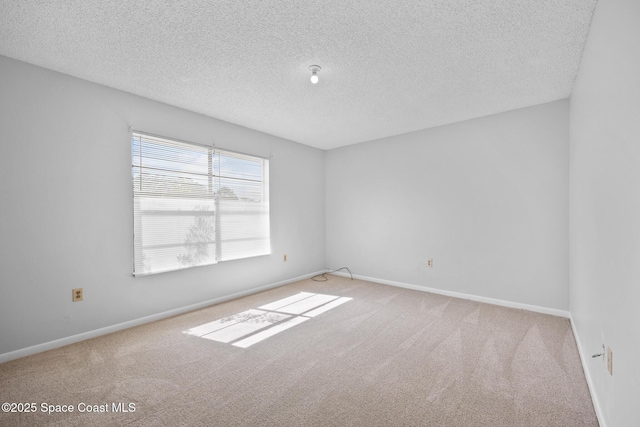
[0,276,598,426]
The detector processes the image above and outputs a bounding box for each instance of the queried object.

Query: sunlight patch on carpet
[184,292,352,347]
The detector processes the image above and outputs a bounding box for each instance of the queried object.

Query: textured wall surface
[0,56,326,357]
[570,0,640,425]
[326,100,569,310]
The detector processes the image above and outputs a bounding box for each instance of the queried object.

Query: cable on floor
[312,267,353,282]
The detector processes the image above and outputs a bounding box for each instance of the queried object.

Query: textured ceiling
[0,0,596,150]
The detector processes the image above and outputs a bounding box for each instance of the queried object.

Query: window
[131,132,270,276]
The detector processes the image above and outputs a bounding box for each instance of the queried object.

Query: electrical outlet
[607,347,613,375]
[283,254,287,262]
[72,288,83,302]
[427,259,433,268]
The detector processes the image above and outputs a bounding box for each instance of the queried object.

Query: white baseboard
[0,270,325,364]
[569,314,607,427]
[330,271,571,318]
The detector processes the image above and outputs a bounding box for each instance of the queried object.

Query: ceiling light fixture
[309,65,321,84]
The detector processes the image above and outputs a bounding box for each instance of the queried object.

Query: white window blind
[132,132,270,276]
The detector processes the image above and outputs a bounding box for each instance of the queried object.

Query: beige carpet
[0,276,598,426]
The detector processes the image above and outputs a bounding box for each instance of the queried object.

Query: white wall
[569,0,640,425]
[326,100,569,310]
[0,55,325,357]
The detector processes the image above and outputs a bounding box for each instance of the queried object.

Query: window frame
[131,130,270,276]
